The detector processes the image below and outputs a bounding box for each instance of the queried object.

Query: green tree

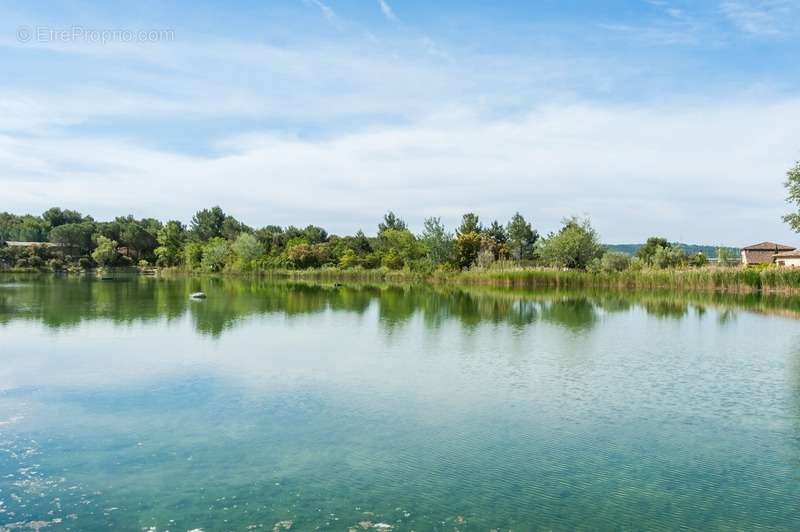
[457,213,482,235]
[49,222,95,253]
[454,231,482,269]
[376,228,420,268]
[287,243,319,268]
[350,230,372,255]
[636,237,670,265]
[303,225,329,244]
[117,216,158,258]
[191,206,226,241]
[652,245,687,268]
[254,225,284,253]
[221,216,250,240]
[200,238,230,272]
[184,241,204,270]
[378,212,407,234]
[91,235,119,267]
[420,217,453,266]
[154,220,186,267]
[506,212,538,260]
[338,248,361,268]
[231,232,265,266]
[42,207,89,228]
[600,251,631,272]
[538,217,604,269]
[782,160,800,232]
[689,252,709,268]
[483,220,510,260]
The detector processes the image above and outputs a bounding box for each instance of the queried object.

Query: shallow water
[1,275,799,530]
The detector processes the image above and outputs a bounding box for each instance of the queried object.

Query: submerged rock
[272,520,293,532]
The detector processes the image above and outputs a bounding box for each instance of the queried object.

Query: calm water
[1,275,800,531]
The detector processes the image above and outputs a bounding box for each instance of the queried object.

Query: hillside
[606,243,739,259]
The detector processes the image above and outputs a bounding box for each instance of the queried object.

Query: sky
[2,1,800,245]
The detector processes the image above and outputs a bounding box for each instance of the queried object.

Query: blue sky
[2,0,800,245]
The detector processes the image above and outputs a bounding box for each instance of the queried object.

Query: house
[774,250,800,268]
[740,242,796,265]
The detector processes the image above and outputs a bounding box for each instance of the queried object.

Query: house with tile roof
[740,242,796,266]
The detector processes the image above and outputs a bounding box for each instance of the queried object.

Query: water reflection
[0,275,800,336]
[2,274,800,337]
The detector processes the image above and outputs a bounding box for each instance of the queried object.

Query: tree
[221,216,250,240]
[200,237,229,272]
[689,252,709,268]
[600,251,631,272]
[154,220,186,267]
[117,216,158,258]
[0,214,49,242]
[378,212,406,234]
[420,217,453,266]
[231,232,265,265]
[184,241,204,270]
[538,217,604,269]
[49,222,95,253]
[350,230,372,255]
[376,228,420,268]
[287,243,329,269]
[42,207,89,228]
[457,213,482,236]
[339,249,361,269]
[303,225,328,244]
[254,225,284,253]
[91,236,119,267]
[636,237,670,265]
[483,220,510,260]
[652,245,687,268]
[783,160,800,232]
[454,231,482,269]
[485,220,507,244]
[506,213,538,260]
[191,206,226,241]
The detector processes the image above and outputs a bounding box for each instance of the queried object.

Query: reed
[448,266,800,294]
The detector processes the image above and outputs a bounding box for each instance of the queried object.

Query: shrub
[91,235,119,267]
[601,251,631,272]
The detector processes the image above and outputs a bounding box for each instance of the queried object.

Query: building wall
[776,257,800,268]
[742,250,778,265]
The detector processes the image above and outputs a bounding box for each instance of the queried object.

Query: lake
[1,275,799,530]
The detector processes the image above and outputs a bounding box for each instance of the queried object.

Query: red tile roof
[741,241,795,251]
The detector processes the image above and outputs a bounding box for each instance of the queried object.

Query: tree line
[0,206,715,272]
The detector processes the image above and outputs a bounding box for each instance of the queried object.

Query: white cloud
[302,0,343,29]
[2,98,799,245]
[720,0,795,37]
[377,0,398,22]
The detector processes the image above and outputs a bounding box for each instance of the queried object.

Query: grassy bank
[7,265,800,295]
[202,265,800,294]
[449,266,800,294]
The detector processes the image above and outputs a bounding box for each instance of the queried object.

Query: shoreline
[4,265,800,295]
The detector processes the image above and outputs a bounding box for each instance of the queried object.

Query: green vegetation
[783,160,800,232]
[607,243,738,259]
[0,205,794,294]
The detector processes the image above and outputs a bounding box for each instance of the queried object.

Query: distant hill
[606,243,739,259]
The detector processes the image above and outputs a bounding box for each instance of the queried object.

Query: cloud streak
[720,0,796,37]
[377,0,398,22]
